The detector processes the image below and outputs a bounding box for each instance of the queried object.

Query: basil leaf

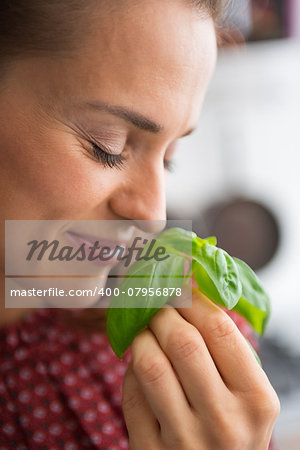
[192,243,242,309]
[203,236,217,246]
[106,228,271,360]
[192,259,223,304]
[106,254,185,358]
[194,235,217,247]
[232,258,271,335]
[155,227,195,256]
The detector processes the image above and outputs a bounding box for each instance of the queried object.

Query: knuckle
[224,432,247,450]
[213,421,247,450]
[255,388,281,421]
[210,403,233,433]
[166,432,186,448]
[133,354,167,386]
[221,434,241,450]
[205,312,236,341]
[164,424,199,450]
[205,400,249,450]
[166,325,201,360]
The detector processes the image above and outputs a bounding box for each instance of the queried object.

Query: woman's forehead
[11,0,216,139]
[84,0,216,75]
[69,1,217,134]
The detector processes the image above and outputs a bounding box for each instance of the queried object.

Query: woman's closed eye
[91,142,125,169]
[90,142,175,172]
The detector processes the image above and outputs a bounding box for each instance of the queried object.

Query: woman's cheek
[34,157,114,217]
[0,87,114,219]
[4,129,114,218]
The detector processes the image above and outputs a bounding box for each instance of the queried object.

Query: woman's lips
[64,230,127,266]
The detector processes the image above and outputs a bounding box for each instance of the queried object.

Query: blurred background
[166,1,300,448]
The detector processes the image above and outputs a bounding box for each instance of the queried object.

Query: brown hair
[0,0,223,59]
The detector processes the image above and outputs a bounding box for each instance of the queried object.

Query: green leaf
[232,258,271,335]
[204,236,217,246]
[106,227,271,360]
[192,243,242,309]
[106,254,185,358]
[193,259,223,304]
[194,235,217,247]
[155,227,195,256]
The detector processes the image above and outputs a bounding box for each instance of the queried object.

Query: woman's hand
[122,288,280,450]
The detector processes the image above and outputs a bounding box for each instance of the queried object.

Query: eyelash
[91,143,125,169]
[90,142,174,172]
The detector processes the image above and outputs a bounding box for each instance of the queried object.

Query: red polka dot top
[0,309,275,450]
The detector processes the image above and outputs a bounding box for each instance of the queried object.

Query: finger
[122,363,160,445]
[130,328,194,432]
[149,306,228,410]
[177,287,270,393]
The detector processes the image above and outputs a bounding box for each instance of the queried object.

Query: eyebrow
[82,101,195,138]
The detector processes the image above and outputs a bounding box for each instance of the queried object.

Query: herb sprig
[106,227,270,360]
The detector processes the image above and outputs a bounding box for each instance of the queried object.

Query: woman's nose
[109,159,167,233]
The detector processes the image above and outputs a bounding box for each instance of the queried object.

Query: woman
[0,0,280,449]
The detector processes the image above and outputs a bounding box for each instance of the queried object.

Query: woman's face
[0,0,216,224]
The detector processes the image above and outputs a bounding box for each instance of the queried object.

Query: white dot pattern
[0,308,269,450]
[0,309,131,449]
